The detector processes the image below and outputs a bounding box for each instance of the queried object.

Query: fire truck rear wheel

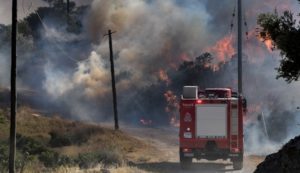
[180,152,192,169]
[233,160,243,170]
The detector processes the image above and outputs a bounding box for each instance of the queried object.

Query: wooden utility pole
[9,0,17,172]
[66,0,70,24]
[105,30,119,130]
[67,0,70,15]
[237,0,243,95]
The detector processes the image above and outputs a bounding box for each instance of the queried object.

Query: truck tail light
[183,148,192,153]
[232,148,240,153]
[196,99,202,104]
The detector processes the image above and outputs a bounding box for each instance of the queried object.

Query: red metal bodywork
[179,88,244,159]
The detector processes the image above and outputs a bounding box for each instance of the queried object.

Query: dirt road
[123,126,264,173]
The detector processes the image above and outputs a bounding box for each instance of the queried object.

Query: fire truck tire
[233,160,243,170]
[180,157,192,169]
[180,152,192,169]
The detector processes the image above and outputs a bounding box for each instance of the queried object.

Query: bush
[38,150,74,168]
[0,109,8,126]
[0,141,9,171]
[49,131,72,147]
[76,149,124,169]
[39,150,60,167]
[77,152,98,169]
[0,114,5,124]
[0,139,32,172]
[16,134,47,155]
[99,149,124,166]
[48,128,96,147]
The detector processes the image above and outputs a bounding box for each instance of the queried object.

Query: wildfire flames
[164,90,180,127]
[140,118,153,126]
[179,53,192,62]
[263,39,274,52]
[206,34,235,63]
[158,69,171,86]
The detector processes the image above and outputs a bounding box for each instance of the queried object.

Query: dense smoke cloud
[87,0,212,88]
[0,52,10,87]
[85,0,300,155]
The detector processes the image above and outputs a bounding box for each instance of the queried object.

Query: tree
[257,0,300,83]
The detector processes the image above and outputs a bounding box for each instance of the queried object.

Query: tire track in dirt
[123,126,264,173]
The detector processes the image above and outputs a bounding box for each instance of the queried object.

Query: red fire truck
[179,86,246,170]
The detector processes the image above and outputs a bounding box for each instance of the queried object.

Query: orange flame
[264,39,273,52]
[179,53,191,61]
[256,29,274,53]
[164,90,180,127]
[158,69,171,85]
[206,34,235,63]
[140,118,153,126]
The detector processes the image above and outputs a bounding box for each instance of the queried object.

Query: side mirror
[242,98,247,113]
[257,114,262,121]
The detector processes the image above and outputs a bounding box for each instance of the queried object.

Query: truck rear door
[195,104,227,139]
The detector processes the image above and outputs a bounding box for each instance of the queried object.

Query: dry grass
[109,165,151,173]
[0,106,162,172]
[16,107,162,163]
[22,164,152,173]
[0,108,9,139]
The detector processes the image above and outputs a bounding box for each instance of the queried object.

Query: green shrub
[49,131,72,147]
[48,128,95,147]
[16,134,47,155]
[38,150,74,168]
[0,141,9,171]
[0,139,32,172]
[98,149,124,166]
[0,113,5,124]
[39,150,59,167]
[77,152,99,169]
[0,109,7,124]
[57,155,74,166]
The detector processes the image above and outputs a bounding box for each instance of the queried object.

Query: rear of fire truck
[179,86,246,170]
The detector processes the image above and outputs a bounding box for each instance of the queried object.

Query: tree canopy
[257,0,300,83]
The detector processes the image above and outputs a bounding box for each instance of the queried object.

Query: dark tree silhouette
[257,0,300,83]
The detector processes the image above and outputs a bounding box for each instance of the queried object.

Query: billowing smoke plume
[39,0,219,123]
[1,0,300,155]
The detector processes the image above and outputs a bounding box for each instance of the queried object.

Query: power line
[22,0,32,17]
[230,6,236,32]
[35,11,82,63]
[244,15,249,40]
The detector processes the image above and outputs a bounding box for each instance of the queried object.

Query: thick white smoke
[73,51,111,97]
[0,52,10,88]
[87,0,212,93]
[43,61,74,98]
[42,0,214,98]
